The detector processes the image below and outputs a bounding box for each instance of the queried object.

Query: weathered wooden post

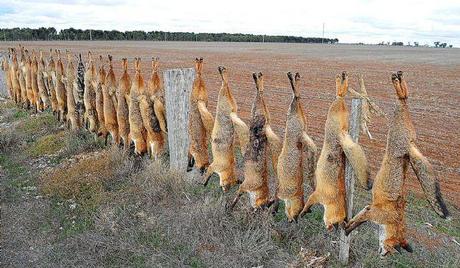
[163,68,195,171]
[0,53,7,98]
[339,98,362,265]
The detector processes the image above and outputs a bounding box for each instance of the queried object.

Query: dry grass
[1,99,459,267]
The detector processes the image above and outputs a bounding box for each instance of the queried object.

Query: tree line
[0,27,339,44]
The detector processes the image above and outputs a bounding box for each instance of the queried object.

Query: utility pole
[322,22,325,44]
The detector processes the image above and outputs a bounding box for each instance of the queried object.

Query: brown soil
[2,41,459,206]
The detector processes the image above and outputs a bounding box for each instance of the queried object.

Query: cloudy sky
[0,0,459,46]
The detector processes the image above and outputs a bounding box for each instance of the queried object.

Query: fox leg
[340,133,372,190]
[230,112,249,155]
[229,187,244,210]
[197,100,214,137]
[266,125,281,175]
[301,132,317,189]
[202,163,215,187]
[300,191,319,217]
[153,98,167,133]
[408,144,449,218]
[187,152,195,172]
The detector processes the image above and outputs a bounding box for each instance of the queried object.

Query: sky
[0,0,459,46]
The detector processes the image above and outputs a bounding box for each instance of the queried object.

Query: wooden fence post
[339,98,362,265]
[0,53,7,98]
[163,68,195,171]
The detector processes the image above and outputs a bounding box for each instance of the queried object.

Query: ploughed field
[2,41,459,207]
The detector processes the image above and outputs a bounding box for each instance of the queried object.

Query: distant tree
[0,27,341,44]
[391,41,404,46]
[440,43,447,48]
[414,42,419,47]
[434,41,440,48]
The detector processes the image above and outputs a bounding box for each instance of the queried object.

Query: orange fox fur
[94,55,108,140]
[202,66,239,191]
[64,52,79,130]
[83,52,98,133]
[139,57,167,159]
[117,58,131,150]
[10,51,21,104]
[103,55,119,144]
[230,72,282,209]
[187,58,214,172]
[24,54,35,110]
[300,72,370,230]
[345,71,449,255]
[37,51,50,110]
[55,50,67,121]
[47,50,58,115]
[30,51,40,111]
[129,58,148,155]
[275,72,317,222]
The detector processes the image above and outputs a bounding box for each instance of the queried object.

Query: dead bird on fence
[345,71,450,256]
[300,72,371,230]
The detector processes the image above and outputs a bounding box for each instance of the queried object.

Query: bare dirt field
[0,41,459,267]
[5,41,457,206]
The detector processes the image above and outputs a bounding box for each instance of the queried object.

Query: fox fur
[54,50,67,122]
[94,55,108,140]
[139,57,166,159]
[83,52,98,133]
[64,52,79,130]
[24,54,35,110]
[37,51,50,110]
[47,50,58,116]
[275,72,317,222]
[230,72,282,209]
[117,58,131,150]
[10,50,21,104]
[300,72,370,230]
[75,54,85,126]
[129,57,148,155]
[202,66,239,192]
[103,55,119,145]
[30,51,40,111]
[345,71,450,256]
[188,58,214,173]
